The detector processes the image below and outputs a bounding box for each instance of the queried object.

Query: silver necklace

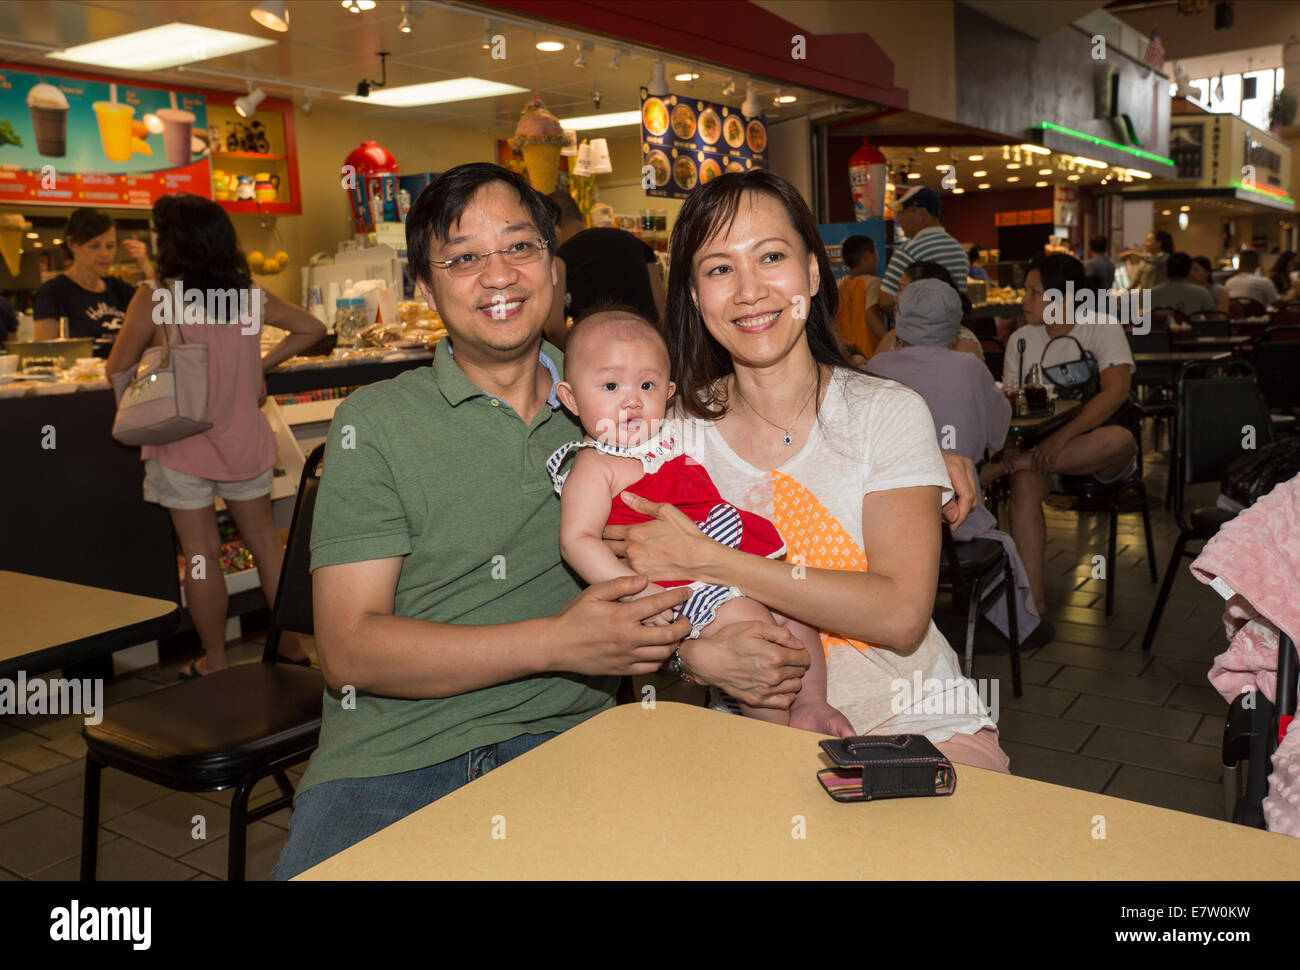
[733,373,819,447]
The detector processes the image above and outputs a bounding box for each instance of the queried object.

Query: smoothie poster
[0,65,210,208]
[640,87,767,200]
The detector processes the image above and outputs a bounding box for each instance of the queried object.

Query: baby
[548,305,831,726]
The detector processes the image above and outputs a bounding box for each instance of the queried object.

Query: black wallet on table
[816,734,957,802]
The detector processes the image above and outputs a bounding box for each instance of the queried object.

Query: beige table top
[1008,397,1079,434]
[1,570,176,665]
[298,701,1300,880]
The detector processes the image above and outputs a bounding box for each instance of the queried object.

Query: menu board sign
[0,64,210,208]
[640,87,767,200]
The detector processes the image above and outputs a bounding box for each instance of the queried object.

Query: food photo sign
[640,87,767,200]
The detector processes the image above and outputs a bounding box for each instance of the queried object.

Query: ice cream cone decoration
[511,98,565,194]
[0,214,31,277]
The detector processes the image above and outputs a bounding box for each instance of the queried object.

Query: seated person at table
[872,261,983,359]
[1150,252,1214,317]
[1224,250,1280,308]
[997,254,1136,614]
[866,279,1041,643]
[549,304,850,734]
[1188,256,1228,313]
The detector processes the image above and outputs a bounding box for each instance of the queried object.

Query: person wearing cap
[866,279,1042,646]
[877,187,970,321]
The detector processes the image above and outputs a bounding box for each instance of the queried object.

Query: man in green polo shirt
[270,164,815,879]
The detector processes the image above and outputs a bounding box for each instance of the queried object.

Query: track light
[355,51,389,98]
[741,80,760,118]
[722,76,736,97]
[481,20,493,49]
[400,4,412,33]
[342,0,375,11]
[250,0,289,32]
[234,86,266,117]
[609,48,624,69]
[647,59,667,97]
[574,43,586,69]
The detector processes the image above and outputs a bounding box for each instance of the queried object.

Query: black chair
[937,522,1022,697]
[1230,297,1267,319]
[1152,306,1186,327]
[1269,306,1300,330]
[1253,326,1300,413]
[979,335,1004,382]
[1141,360,1274,651]
[81,444,328,881]
[1223,632,1297,826]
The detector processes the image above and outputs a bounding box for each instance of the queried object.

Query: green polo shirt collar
[436,338,562,409]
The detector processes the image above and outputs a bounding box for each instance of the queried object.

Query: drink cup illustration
[93,102,135,162]
[27,83,69,157]
[156,108,195,167]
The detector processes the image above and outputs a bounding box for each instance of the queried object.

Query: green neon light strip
[1037,121,1175,167]
[1231,181,1296,205]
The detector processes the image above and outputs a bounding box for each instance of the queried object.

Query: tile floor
[0,449,1241,879]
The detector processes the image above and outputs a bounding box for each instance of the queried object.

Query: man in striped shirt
[878,187,970,318]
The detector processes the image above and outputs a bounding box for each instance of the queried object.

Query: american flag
[1144,28,1166,70]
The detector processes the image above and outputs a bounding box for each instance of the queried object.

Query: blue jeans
[269,731,557,880]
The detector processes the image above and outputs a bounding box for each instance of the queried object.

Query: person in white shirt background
[993,253,1137,615]
[1224,249,1282,307]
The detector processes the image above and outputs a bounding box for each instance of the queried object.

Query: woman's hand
[602,491,717,583]
[939,451,977,530]
[788,700,856,738]
[677,620,809,709]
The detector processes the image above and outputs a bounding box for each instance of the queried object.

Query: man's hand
[677,620,810,709]
[550,575,690,676]
[626,580,678,626]
[788,701,856,738]
[940,451,977,529]
[1030,428,1075,475]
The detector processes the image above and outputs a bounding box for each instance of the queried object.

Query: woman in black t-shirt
[33,207,153,343]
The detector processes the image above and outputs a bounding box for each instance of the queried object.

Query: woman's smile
[731,309,782,333]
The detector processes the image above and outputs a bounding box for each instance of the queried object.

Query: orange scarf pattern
[771,469,874,657]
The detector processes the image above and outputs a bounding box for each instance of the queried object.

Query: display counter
[0,350,433,672]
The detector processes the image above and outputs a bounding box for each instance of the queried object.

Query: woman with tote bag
[107,193,324,678]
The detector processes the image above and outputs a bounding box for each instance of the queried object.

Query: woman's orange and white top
[682,367,996,742]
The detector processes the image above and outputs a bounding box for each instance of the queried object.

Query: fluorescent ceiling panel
[48,23,274,71]
[342,78,528,107]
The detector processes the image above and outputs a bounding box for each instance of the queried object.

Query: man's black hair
[405,162,557,289]
[1167,251,1192,279]
[840,235,875,270]
[1088,235,1108,254]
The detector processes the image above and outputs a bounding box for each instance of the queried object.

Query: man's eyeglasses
[430,239,549,278]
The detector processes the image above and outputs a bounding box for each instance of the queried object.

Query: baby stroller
[1223,632,1298,826]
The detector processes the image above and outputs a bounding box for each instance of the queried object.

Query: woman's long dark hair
[152,193,252,320]
[667,170,848,420]
[1270,250,1295,294]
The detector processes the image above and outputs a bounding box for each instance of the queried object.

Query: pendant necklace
[733,373,819,447]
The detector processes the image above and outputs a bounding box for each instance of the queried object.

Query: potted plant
[1270,89,1297,132]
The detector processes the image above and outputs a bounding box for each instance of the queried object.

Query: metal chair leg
[1142,531,1190,651]
[228,779,256,882]
[80,755,102,881]
[963,572,985,681]
[273,770,294,799]
[1105,492,1119,617]
[1136,482,1158,583]
[1003,555,1022,698]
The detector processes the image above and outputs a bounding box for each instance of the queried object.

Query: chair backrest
[980,335,1004,380]
[1270,306,1300,330]
[1262,324,1300,342]
[263,443,326,661]
[1252,338,1300,410]
[1150,308,1177,331]
[1128,328,1172,354]
[1177,360,1274,492]
[1189,314,1232,337]
[1230,297,1266,319]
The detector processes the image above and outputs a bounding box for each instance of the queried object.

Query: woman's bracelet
[669,647,696,685]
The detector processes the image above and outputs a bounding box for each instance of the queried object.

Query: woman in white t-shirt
[995,253,1137,614]
[604,170,1009,772]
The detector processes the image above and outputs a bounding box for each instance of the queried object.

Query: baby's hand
[625,581,679,627]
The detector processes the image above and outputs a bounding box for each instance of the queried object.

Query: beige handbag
[110,294,211,446]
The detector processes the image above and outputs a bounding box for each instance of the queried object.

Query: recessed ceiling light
[536,40,565,52]
[972,170,987,177]
[1067,174,1081,181]
[1126,168,1152,179]
[978,183,990,189]
[1035,181,1047,187]
[250,0,289,32]
[952,187,964,194]
[906,172,921,179]
[342,77,527,106]
[923,146,941,153]
[48,22,274,70]
[968,154,984,162]
[1073,156,1107,168]
[24,232,37,239]
[775,94,797,104]
[1179,205,1191,211]
[1007,162,1021,169]
[674,72,700,81]
[1007,175,1020,182]
[557,110,641,130]
[1162,209,1172,215]
[1038,168,1052,175]
[1020,143,1051,155]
